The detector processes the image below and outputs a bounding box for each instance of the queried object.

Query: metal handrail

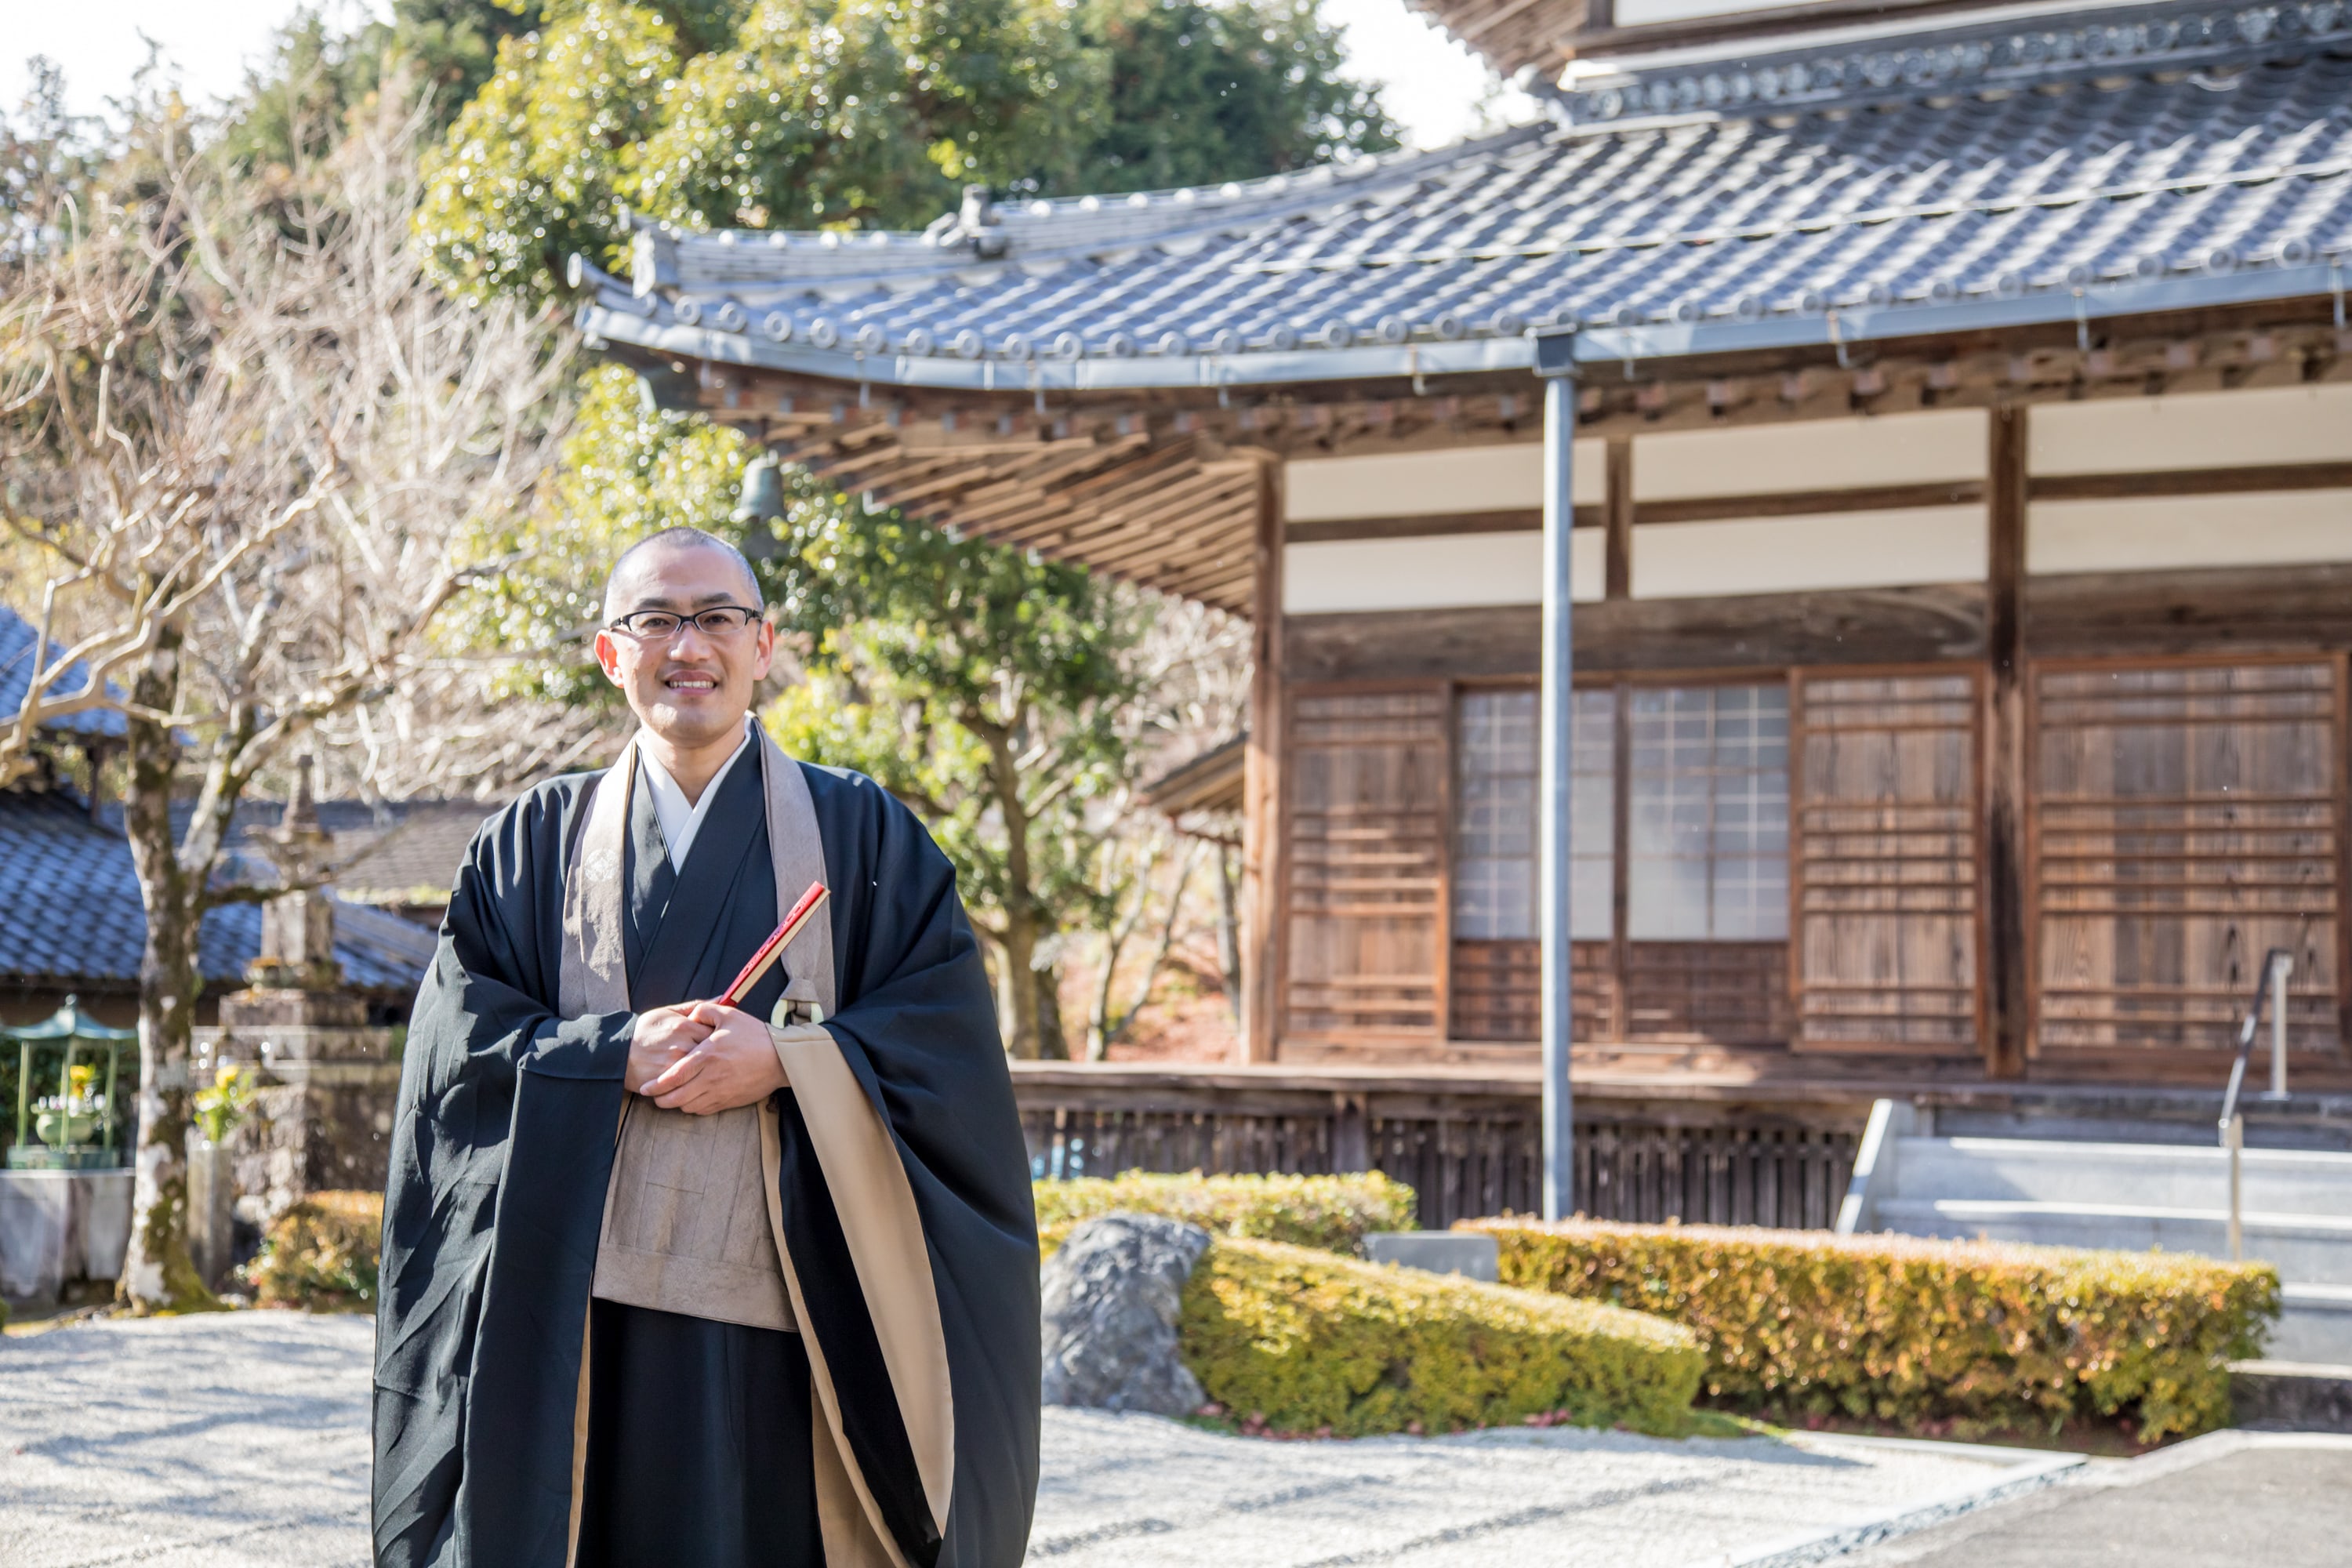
[2218,948,2295,1261]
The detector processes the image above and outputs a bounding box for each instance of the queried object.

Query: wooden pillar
[1985,405,2030,1080]
[1604,437,1634,1042]
[1610,684,1632,1042]
[2335,652,2352,1052]
[1241,452,1287,1065]
[1604,438,1634,602]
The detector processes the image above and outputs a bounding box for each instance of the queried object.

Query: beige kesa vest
[557,731,954,1568]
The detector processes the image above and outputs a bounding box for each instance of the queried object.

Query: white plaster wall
[1284,440,1602,521]
[1632,506,1988,599]
[1635,409,1985,499]
[2028,490,2352,575]
[2030,383,2352,475]
[1283,530,1605,613]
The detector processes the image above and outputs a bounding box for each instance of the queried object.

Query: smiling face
[592,537,775,751]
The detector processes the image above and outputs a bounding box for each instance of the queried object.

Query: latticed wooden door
[1280,685,1448,1056]
[2031,658,2343,1058]
[1790,669,1983,1053]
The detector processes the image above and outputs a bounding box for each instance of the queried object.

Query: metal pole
[2267,955,2292,1100]
[2226,1112,2244,1261]
[1539,372,1577,1221]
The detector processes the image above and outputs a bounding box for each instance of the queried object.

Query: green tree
[401,0,1382,1051]
[760,481,1145,1060]
[416,0,1394,303]
[223,2,560,173]
[456,363,754,702]
[1072,0,1388,192]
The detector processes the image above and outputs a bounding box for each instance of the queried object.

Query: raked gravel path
[0,1314,2065,1568]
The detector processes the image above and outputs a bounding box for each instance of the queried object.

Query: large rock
[1040,1211,1211,1416]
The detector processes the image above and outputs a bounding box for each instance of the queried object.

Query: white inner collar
[635,722,754,871]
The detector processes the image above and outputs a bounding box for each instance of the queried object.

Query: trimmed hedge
[1179,1235,1704,1438]
[248,1190,383,1311]
[1036,1171,1415,1256]
[1466,1218,2280,1440]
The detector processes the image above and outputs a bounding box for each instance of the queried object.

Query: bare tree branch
[0,81,584,1309]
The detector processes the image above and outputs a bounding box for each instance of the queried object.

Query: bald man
[374,528,1040,1568]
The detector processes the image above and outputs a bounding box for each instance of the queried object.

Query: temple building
[575,0,2352,1227]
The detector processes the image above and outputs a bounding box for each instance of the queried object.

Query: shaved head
[593,524,776,765]
[601,527,761,624]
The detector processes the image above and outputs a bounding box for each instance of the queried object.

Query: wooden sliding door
[1281,686,1448,1054]
[2032,658,2343,1058]
[1791,670,1982,1052]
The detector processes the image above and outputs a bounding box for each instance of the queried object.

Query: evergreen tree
[413,0,1395,302]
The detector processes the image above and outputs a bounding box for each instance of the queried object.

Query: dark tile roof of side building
[0,790,433,997]
[0,607,128,739]
[232,798,497,908]
[579,1,2352,391]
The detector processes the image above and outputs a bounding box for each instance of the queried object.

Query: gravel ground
[1,1314,2053,1568]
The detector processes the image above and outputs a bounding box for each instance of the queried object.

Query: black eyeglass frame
[606,604,768,640]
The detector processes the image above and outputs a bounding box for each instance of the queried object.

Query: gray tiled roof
[234,798,497,905]
[0,608,127,739]
[0,791,431,996]
[579,2,2352,392]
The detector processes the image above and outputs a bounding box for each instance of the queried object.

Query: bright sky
[7,0,1539,153]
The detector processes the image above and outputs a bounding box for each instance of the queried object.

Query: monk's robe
[371,730,1040,1568]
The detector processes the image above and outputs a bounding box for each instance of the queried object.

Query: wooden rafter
[648,297,2346,619]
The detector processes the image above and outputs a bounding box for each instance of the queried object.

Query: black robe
[372,757,1040,1568]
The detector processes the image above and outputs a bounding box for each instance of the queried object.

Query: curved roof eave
[583,261,2343,395]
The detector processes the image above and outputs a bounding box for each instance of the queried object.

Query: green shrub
[1467,1218,2280,1441]
[247,1190,383,1311]
[1178,1235,1704,1438]
[1036,1170,1415,1256]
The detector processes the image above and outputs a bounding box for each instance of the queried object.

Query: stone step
[2276,1287,2352,1366]
[1874,1200,2352,1361]
[1871,1197,2352,1284]
[1889,1136,2352,1214]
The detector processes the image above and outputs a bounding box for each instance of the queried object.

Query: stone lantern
[208,753,400,1232]
[246,754,343,995]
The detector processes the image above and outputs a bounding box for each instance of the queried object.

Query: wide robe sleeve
[372,776,635,1568]
[788,764,1041,1568]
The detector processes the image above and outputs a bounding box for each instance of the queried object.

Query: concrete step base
[0,1169,132,1302]
[2231,1360,2352,1432]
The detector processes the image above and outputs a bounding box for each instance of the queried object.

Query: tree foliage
[452,362,754,702]
[223,2,557,173]
[416,0,1395,302]
[760,478,1147,1058]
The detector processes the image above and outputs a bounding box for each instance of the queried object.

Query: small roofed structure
[1139,734,1246,831]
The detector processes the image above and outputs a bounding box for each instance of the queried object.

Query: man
[373,528,1040,1568]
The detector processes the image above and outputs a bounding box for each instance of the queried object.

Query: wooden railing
[1013,1063,1863,1231]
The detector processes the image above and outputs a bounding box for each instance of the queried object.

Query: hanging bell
[732,454,785,559]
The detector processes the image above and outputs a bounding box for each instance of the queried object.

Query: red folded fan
[717,880,831,1008]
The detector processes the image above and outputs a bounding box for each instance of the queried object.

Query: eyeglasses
[608,605,764,640]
